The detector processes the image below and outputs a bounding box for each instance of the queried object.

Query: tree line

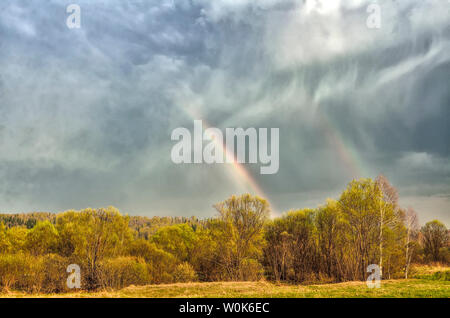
[0,176,448,293]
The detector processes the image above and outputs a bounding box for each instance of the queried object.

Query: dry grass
[410,263,448,276]
[1,279,448,298]
[2,265,449,298]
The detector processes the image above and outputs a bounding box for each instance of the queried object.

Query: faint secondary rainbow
[176,102,368,217]
[317,110,368,180]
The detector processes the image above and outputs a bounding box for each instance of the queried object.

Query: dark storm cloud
[0,0,449,224]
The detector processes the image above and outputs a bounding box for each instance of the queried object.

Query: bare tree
[404,208,419,279]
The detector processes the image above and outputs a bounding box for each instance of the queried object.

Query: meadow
[2,279,449,298]
[2,265,449,298]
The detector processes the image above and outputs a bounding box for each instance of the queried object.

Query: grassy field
[2,279,449,298]
[2,266,449,298]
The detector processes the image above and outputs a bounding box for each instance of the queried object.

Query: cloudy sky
[0,0,449,225]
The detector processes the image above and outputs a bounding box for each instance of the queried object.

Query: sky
[0,0,449,225]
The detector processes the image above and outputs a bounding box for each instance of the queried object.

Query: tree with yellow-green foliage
[315,199,343,280]
[151,223,197,263]
[209,194,270,281]
[0,177,446,293]
[6,226,28,253]
[264,208,317,282]
[55,207,133,289]
[0,223,10,254]
[421,220,448,262]
[25,221,58,256]
[338,178,383,280]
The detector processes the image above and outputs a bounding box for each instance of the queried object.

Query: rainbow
[177,102,368,218]
[178,106,279,216]
[316,110,367,179]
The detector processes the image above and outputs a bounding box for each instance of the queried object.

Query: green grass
[2,279,449,298]
[2,265,449,298]
[410,264,450,281]
[414,271,450,281]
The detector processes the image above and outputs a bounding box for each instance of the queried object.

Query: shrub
[0,253,42,293]
[40,254,72,293]
[98,257,150,289]
[240,259,264,281]
[440,247,450,264]
[431,271,450,281]
[173,262,198,283]
[128,239,178,284]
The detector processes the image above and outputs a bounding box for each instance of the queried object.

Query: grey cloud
[0,0,449,225]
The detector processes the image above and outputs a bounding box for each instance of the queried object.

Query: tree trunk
[405,226,410,279]
[379,204,384,278]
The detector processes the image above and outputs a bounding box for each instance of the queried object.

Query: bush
[0,253,42,293]
[240,259,264,281]
[431,271,450,281]
[440,247,450,264]
[128,239,178,284]
[40,254,72,293]
[98,257,150,289]
[173,262,198,283]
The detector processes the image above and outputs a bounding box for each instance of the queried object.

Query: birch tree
[375,175,399,278]
[404,207,419,279]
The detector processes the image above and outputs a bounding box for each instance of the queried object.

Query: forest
[0,176,448,293]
